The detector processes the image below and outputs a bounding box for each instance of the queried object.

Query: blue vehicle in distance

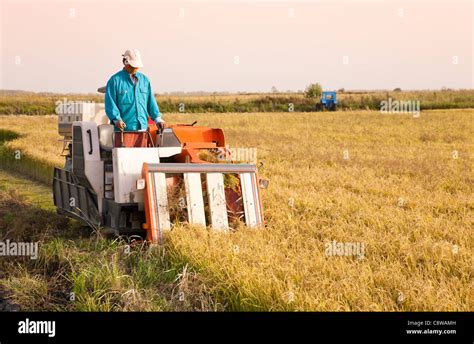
[317,91,337,111]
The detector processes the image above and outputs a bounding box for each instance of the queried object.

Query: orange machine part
[141,163,159,243]
[168,124,227,163]
[147,117,158,146]
[141,122,264,243]
[170,125,226,147]
[148,121,227,162]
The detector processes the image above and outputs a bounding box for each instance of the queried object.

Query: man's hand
[155,117,166,131]
[115,120,126,130]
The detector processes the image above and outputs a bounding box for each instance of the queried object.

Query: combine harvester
[53,97,265,244]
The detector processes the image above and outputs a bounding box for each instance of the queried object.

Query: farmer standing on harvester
[105,49,165,147]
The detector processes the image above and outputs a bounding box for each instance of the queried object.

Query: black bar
[0,312,471,343]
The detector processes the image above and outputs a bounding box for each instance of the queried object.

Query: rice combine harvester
[53,90,265,243]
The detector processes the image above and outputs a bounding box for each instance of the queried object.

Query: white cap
[122,49,144,68]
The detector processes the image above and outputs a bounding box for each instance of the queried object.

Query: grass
[0,170,221,311]
[0,89,473,115]
[0,117,60,184]
[0,109,473,311]
[0,170,54,210]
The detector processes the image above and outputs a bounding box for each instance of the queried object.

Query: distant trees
[271,86,279,93]
[304,83,323,99]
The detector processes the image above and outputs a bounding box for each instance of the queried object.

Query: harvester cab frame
[53,100,265,243]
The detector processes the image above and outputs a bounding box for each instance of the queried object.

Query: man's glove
[154,117,166,131]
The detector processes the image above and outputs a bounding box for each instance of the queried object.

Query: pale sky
[0,0,472,93]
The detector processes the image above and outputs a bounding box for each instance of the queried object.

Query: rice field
[0,109,473,311]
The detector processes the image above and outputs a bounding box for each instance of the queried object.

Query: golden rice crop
[0,109,472,311]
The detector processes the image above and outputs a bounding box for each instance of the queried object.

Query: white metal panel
[184,173,206,226]
[206,173,229,231]
[113,148,160,203]
[85,161,104,212]
[73,122,104,212]
[73,121,101,162]
[152,172,171,232]
[240,173,259,227]
[157,147,182,158]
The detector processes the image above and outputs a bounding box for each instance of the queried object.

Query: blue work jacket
[105,69,161,131]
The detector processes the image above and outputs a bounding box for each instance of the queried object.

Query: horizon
[0,87,471,96]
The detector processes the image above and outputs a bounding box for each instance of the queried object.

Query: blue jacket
[105,69,161,131]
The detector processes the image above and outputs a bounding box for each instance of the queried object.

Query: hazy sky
[0,0,472,93]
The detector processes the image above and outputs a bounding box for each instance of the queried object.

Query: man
[105,49,165,147]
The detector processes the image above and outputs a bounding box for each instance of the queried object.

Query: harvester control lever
[86,129,93,155]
